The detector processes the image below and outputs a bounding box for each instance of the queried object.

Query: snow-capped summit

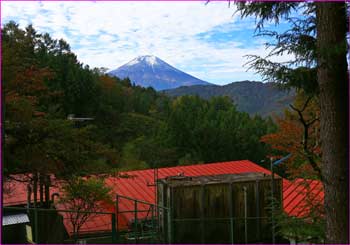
[108,55,211,91]
[125,55,159,67]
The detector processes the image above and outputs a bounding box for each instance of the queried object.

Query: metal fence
[3,206,117,244]
[115,194,171,244]
[3,198,321,244]
[114,194,279,244]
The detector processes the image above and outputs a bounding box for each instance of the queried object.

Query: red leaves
[99,75,116,90]
[261,117,303,155]
[12,66,52,98]
[4,66,55,119]
[261,94,321,179]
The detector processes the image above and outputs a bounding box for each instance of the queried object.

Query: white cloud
[1,1,291,85]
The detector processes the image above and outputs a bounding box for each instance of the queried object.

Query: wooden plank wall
[158,177,282,243]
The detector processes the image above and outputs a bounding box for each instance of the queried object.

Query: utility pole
[270,153,292,244]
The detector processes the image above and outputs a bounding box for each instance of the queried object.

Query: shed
[157,172,282,243]
[2,212,30,244]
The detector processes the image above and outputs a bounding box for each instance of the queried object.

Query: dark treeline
[3,21,276,178]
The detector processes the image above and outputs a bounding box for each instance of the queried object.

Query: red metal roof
[282,178,324,217]
[3,174,62,206]
[3,160,324,236]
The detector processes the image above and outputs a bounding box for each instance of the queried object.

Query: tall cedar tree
[235,2,348,243]
[316,3,348,243]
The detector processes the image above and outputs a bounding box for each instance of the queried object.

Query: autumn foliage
[261,92,321,179]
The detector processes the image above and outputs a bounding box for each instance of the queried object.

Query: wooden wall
[157,174,282,243]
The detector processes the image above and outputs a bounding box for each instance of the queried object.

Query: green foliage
[2,22,118,178]
[232,4,349,242]
[164,81,295,117]
[166,95,276,164]
[62,176,112,206]
[3,21,276,178]
[120,136,179,170]
[276,213,325,243]
[4,116,117,178]
[235,2,319,95]
[178,153,203,166]
[273,195,325,243]
[61,176,112,237]
[268,191,325,243]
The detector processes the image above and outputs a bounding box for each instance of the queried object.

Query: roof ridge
[122,160,252,175]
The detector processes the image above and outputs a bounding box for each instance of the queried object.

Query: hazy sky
[2,1,293,85]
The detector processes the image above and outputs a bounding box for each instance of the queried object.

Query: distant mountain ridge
[163,81,295,117]
[108,55,211,90]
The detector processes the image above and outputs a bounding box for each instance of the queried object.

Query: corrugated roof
[3,213,30,226]
[283,178,324,217]
[3,160,324,236]
[3,174,61,206]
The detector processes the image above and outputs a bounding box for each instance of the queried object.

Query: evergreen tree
[234,2,349,242]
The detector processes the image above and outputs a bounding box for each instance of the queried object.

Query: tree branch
[289,96,322,180]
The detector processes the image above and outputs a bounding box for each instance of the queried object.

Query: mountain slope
[163,81,295,117]
[108,55,211,90]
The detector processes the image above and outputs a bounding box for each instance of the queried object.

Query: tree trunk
[39,173,44,206]
[33,172,38,208]
[316,3,349,243]
[44,175,51,208]
[27,184,32,208]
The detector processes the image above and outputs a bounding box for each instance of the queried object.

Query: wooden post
[200,185,205,244]
[243,186,248,244]
[229,183,234,244]
[167,187,172,244]
[255,180,260,241]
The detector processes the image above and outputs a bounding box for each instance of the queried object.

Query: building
[3,160,323,243]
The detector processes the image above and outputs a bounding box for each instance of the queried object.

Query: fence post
[255,180,261,241]
[159,206,165,243]
[134,200,138,243]
[115,194,119,242]
[166,187,173,244]
[167,208,172,244]
[34,208,39,243]
[243,186,248,244]
[112,213,117,243]
[151,205,155,243]
[200,185,205,244]
[229,183,234,244]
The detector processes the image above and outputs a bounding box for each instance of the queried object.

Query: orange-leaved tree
[261,91,321,180]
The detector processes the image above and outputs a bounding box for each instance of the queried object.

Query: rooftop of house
[3,160,324,236]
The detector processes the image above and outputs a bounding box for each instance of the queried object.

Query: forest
[2,1,349,244]
[3,21,281,179]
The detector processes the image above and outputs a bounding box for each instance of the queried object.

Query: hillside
[164,81,295,117]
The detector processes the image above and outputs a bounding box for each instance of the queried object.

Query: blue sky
[2,1,293,85]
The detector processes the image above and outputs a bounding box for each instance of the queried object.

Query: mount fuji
[108,55,211,90]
